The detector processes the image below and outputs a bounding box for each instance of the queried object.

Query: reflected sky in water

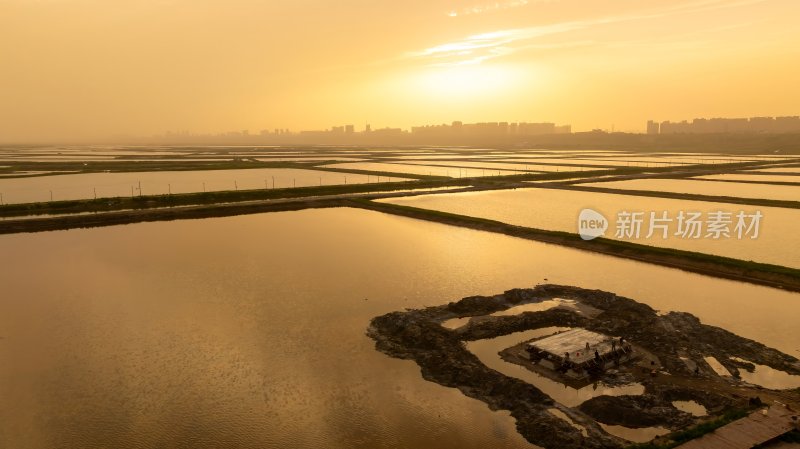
[1,207,798,448]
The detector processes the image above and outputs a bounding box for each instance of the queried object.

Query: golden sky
[1,0,799,141]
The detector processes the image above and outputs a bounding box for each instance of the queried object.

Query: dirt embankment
[367,284,800,449]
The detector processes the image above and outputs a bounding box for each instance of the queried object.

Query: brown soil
[367,284,800,448]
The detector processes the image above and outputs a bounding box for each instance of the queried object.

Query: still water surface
[696,174,800,184]
[582,178,800,202]
[0,168,408,204]
[466,329,645,407]
[1,207,799,448]
[380,188,800,268]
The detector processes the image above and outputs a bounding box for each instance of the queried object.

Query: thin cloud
[415,0,768,66]
[447,0,533,17]
[410,23,581,65]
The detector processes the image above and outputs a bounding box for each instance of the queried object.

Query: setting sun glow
[1,0,799,139]
[414,64,524,99]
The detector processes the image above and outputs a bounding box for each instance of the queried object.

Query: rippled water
[379,187,800,268]
[2,207,799,448]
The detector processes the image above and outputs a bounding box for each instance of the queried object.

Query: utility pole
[50,190,53,202]
[272,176,275,189]
[138,180,142,196]
[234,180,238,190]
[93,187,97,199]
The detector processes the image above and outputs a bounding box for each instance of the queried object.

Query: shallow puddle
[672,400,707,417]
[547,408,588,437]
[441,317,471,329]
[730,357,800,389]
[490,299,568,316]
[703,356,732,377]
[466,329,645,407]
[598,423,670,443]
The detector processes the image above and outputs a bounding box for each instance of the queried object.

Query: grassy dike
[0,166,626,219]
[0,196,355,234]
[353,200,800,292]
[0,178,467,217]
[549,184,800,209]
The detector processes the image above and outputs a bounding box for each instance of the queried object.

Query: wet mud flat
[367,284,800,448]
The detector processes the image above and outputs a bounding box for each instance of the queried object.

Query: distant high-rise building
[658,116,800,134]
[646,120,659,135]
[554,124,571,134]
[365,124,371,132]
[345,124,354,133]
[775,116,800,132]
[518,122,556,135]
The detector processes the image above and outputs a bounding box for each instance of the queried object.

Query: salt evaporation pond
[2,207,799,448]
[0,168,409,204]
[380,188,800,268]
[581,178,800,202]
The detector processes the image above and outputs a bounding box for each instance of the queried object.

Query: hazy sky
[1,0,799,141]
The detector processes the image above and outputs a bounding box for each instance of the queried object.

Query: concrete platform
[528,328,620,365]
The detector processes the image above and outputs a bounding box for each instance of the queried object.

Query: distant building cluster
[237,120,572,141]
[411,121,571,137]
[157,115,799,145]
[647,116,800,134]
[298,124,404,139]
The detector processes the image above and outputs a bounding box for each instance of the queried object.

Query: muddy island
[367,285,800,448]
